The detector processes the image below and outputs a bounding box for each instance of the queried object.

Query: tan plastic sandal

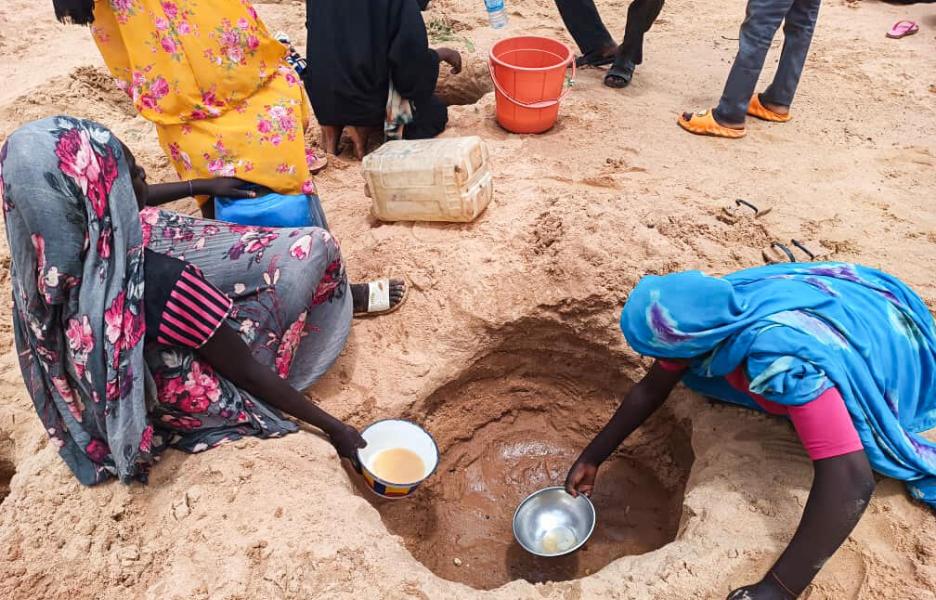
[763,242,797,264]
[678,110,746,139]
[747,95,792,123]
[307,149,328,174]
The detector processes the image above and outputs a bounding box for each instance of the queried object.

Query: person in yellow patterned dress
[53,0,318,220]
[52,0,411,316]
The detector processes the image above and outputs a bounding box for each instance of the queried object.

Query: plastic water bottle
[484,0,508,29]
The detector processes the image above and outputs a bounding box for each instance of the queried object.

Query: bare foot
[346,127,368,160]
[320,125,381,160]
[320,125,342,155]
[346,126,381,160]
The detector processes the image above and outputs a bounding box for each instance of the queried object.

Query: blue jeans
[714,0,822,124]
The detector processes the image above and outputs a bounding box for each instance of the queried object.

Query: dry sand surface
[0,0,935,598]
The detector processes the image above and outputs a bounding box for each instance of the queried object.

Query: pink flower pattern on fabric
[54,127,119,219]
[256,104,298,146]
[85,439,111,463]
[275,311,308,378]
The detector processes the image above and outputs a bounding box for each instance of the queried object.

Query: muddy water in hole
[372,411,684,589]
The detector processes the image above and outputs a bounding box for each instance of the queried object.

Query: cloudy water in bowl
[371,448,426,484]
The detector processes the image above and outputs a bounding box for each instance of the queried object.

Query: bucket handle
[488,53,576,110]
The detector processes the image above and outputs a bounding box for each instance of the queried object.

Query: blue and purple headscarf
[621,262,936,508]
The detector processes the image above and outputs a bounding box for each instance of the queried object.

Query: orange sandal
[677,110,746,139]
[747,95,792,123]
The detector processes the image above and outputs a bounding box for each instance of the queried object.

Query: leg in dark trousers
[605,0,664,87]
[554,0,616,56]
[402,95,448,140]
[556,0,664,87]
[618,0,665,65]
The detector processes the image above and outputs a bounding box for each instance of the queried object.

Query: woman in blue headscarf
[566,263,936,599]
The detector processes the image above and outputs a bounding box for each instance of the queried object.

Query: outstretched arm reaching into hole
[728,450,875,599]
[565,361,682,497]
[198,324,366,460]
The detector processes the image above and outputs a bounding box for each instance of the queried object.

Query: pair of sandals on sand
[723,199,829,264]
[678,19,920,139]
[677,95,790,139]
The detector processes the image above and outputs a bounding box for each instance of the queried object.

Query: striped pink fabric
[156,265,232,348]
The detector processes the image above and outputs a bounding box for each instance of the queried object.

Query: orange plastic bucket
[489,36,575,134]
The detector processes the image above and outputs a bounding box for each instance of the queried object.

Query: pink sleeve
[786,387,864,461]
[656,359,688,374]
[157,265,232,349]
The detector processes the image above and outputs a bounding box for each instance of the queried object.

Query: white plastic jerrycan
[362,136,493,223]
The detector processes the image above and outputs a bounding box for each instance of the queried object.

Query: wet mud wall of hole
[435,59,493,107]
[356,318,695,590]
[0,434,14,506]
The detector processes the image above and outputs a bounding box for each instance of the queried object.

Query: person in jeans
[554,0,664,88]
[678,0,822,138]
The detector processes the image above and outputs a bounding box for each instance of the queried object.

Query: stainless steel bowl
[512,486,596,557]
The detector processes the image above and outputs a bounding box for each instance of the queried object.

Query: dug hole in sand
[0,0,934,599]
[357,319,693,590]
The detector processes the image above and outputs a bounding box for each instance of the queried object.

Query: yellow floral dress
[91,0,314,203]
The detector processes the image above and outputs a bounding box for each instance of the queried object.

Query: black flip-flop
[604,61,635,89]
[722,198,773,223]
[763,239,828,264]
[575,49,617,68]
[791,239,821,260]
[763,242,796,263]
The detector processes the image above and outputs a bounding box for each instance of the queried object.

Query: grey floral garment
[140,208,351,451]
[1,116,352,485]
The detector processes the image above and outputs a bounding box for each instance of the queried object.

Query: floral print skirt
[140,207,352,453]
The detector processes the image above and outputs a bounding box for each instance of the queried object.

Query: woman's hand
[144,177,260,207]
[564,458,599,498]
[193,177,258,199]
[727,579,795,600]
[327,423,368,462]
[436,47,463,74]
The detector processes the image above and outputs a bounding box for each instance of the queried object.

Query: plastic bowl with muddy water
[513,487,596,557]
[357,419,440,498]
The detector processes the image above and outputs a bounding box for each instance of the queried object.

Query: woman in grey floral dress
[1,116,371,485]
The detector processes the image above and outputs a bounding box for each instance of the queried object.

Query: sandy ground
[0,0,934,598]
